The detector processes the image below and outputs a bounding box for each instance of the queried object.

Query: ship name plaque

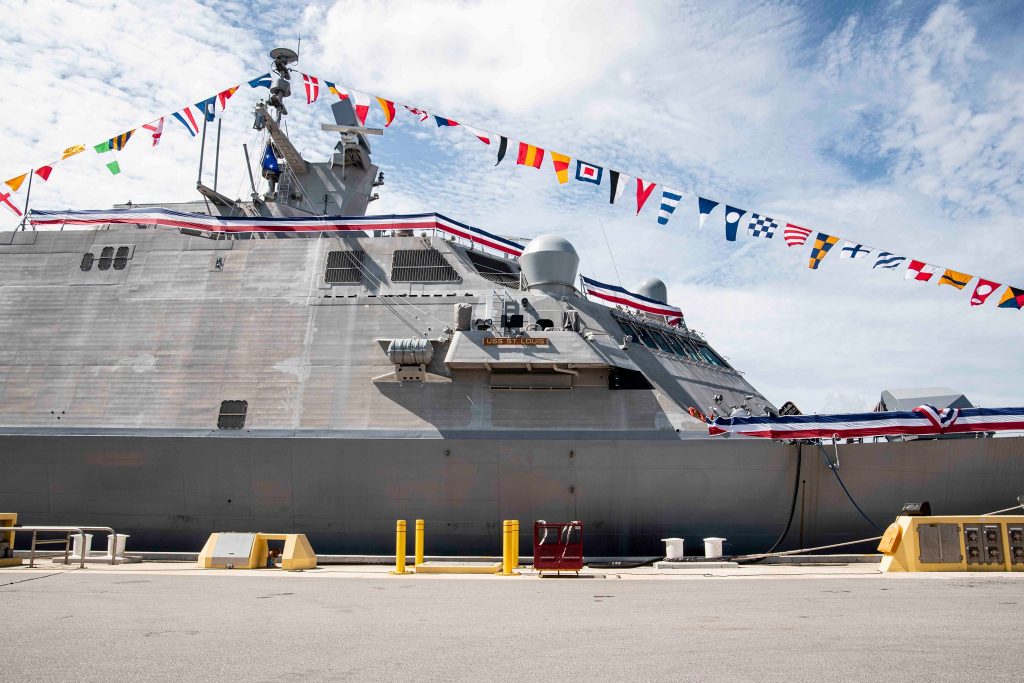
[483,337,549,346]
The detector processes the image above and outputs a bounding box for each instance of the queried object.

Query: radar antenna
[267,47,298,121]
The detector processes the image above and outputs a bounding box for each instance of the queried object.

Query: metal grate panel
[466,250,520,288]
[218,400,248,429]
[391,249,460,283]
[324,250,365,284]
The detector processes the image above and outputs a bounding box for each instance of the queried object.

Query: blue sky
[1,0,1021,412]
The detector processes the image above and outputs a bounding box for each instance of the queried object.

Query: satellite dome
[520,234,580,294]
[634,277,668,304]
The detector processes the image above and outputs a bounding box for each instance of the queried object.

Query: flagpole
[18,171,33,231]
[197,111,209,186]
[213,118,222,192]
[242,144,258,203]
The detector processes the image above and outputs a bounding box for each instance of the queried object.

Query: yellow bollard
[502,520,515,575]
[512,520,520,568]
[415,519,425,568]
[393,519,408,574]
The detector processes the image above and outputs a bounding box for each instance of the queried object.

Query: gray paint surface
[2,431,1020,555]
[2,570,1022,681]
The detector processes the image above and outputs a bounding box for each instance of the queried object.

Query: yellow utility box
[0,513,20,567]
[198,532,317,571]
[879,515,1024,573]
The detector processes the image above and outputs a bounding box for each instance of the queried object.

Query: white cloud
[0,0,1021,413]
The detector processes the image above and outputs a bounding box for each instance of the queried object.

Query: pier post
[414,519,424,567]
[502,520,514,575]
[393,520,407,574]
[512,520,519,567]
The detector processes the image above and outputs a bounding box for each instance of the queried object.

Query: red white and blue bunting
[707,405,1024,439]
[581,276,682,324]
[27,208,526,257]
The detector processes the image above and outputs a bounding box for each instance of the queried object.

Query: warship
[1,50,1021,556]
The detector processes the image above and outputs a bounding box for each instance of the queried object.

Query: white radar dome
[520,234,580,294]
[634,277,668,304]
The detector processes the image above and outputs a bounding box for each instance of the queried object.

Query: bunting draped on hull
[28,208,525,257]
[708,406,1024,440]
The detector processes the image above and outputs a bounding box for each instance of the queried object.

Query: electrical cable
[729,498,1023,563]
[817,443,883,532]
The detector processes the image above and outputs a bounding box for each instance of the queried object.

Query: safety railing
[6,526,117,569]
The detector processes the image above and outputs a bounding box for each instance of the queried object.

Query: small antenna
[296,37,301,61]
[599,219,623,289]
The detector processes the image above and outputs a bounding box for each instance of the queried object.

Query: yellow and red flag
[377,98,396,127]
[550,152,570,184]
[516,142,544,169]
[217,86,239,110]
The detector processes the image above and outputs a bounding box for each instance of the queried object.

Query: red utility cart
[533,521,584,575]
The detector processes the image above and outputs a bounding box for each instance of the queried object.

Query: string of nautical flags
[280,71,1024,313]
[5,70,1022,313]
[1,80,246,221]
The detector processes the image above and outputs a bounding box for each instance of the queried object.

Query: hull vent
[391,249,460,283]
[325,250,365,284]
[218,400,248,429]
[466,250,520,288]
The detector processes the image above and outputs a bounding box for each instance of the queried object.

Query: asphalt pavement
[1,565,1022,681]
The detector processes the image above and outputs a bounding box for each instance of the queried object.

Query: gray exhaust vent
[391,249,460,283]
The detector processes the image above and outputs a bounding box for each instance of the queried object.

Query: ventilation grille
[325,250,365,284]
[113,246,130,270]
[466,250,521,288]
[391,249,460,283]
[217,400,247,430]
[97,246,114,271]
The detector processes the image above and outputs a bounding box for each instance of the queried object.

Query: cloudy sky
[1,0,1021,412]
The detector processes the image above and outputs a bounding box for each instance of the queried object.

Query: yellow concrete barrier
[197,532,317,570]
[0,513,20,568]
[879,515,1024,573]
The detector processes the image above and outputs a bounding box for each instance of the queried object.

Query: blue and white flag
[698,197,719,230]
[261,144,280,175]
[873,251,906,269]
[574,160,603,185]
[747,213,778,239]
[724,205,746,241]
[657,189,683,226]
[840,241,871,259]
[194,96,217,122]
[248,73,272,88]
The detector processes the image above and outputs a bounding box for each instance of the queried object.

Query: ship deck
[3,562,1021,680]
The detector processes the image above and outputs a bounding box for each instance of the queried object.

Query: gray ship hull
[3,432,1020,556]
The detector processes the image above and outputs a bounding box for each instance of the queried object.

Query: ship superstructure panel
[0,226,765,435]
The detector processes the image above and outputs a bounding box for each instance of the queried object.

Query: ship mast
[251,48,299,201]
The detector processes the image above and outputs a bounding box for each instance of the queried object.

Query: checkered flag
[747,213,779,238]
